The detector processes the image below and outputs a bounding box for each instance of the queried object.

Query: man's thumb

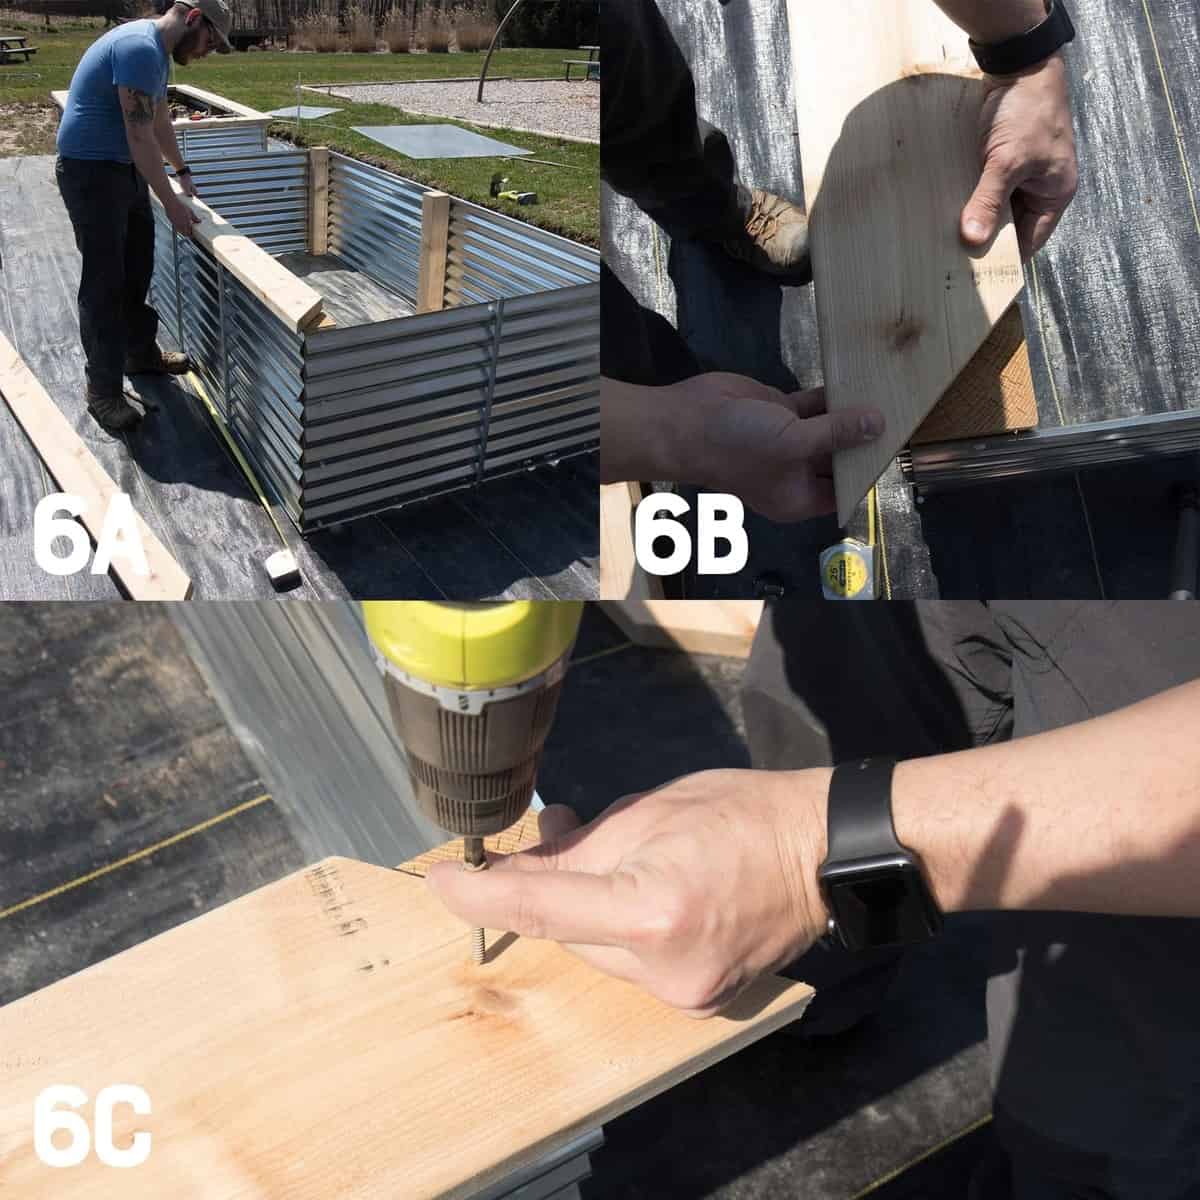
[961,160,1015,246]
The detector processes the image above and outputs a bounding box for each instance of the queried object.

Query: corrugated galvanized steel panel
[479,285,600,477]
[443,200,600,308]
[188,152,309,254]
[327,153,427,306]
[151,210,307,522]
[224,271,307,518]
[178,123,270,163]
[150,208,180,347]
[900,408,1200,492]
[299,302,497,525]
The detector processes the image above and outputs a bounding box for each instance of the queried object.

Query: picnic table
[0,34,39,63]
[564,44,599,81]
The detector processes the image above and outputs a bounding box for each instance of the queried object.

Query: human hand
[177,173,199,199]
[168,197,201,239]
[427,768,832,1017]
[962,53,1078,259]
[679,372,883,523]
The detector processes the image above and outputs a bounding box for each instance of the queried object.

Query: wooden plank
[167,115,271,132]
[171,82,269,121]
[0,331,192,601]
[52,89,268,132]
[416,190,451,314]
[152,179,324,334]
[787,0,1024,524]
[911,304,1038,444]
[599,481,665,601]
[0,852,811,1199]
[600,600,764,658]
[308,146,330,258]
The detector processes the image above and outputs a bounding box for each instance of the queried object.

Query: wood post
[308,146,329,258]
[599,481,665,601]
[416,189,451,313]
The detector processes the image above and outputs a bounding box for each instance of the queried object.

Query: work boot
[719,187,812,283]
[86,389,143,433]
[124,347,192,376]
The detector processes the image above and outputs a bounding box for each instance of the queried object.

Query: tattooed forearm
[121,88,156,126]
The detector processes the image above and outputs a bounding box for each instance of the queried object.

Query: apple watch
[968,0,1075,76]
[817,758,942,952]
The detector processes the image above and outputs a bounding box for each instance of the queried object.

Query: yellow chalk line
[1140,0,1200,243]
[847,1112,993,1198]
[0,792,274,923]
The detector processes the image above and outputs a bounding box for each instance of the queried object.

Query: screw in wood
[463,835,487,964]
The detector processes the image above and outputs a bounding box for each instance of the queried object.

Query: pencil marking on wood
[306,860,368,937]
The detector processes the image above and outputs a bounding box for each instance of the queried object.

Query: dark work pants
[56,157,160,397]
[601,0,747,387]
[602,0,747,240]
[742,602,1200,1199]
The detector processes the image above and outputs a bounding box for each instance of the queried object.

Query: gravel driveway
[314,78,600,144]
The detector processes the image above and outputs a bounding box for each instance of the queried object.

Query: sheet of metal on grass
[444,198,601,307]
[328,152,427,306]
[265,105,342,120]
[350,123,532,159]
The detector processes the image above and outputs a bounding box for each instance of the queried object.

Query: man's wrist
[600,377,694,483]
[776,769,833,948]
[969,1,1074,78]
[891,752,993,914]
[947,0,1049,45]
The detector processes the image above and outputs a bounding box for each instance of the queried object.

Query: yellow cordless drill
[362,602,584,962]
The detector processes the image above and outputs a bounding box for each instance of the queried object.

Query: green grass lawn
[0,19,599,244]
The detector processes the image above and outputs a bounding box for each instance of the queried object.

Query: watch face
[821,857,942,949]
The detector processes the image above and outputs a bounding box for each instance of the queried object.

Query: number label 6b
[633,493,749,576]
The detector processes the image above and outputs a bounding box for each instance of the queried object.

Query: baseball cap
[183,0,234,52]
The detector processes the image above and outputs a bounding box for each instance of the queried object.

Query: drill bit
[463,835,487,964]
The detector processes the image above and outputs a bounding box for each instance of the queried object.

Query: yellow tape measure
[819,538,877,600]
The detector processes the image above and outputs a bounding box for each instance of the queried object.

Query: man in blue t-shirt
[56,0,232,432]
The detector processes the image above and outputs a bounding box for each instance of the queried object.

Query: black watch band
[826,758,902,861]
[818,757,942,951]
[969,0,1075,76]
[176,165,192,177]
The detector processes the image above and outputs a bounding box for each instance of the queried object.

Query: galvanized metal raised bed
[52,84,271,160]
[148,147,599,532]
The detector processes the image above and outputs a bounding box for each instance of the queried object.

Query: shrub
[418,3,451,52]
[382,1,411,51]
[293,9,340,52]
[453,3,493,52]
[347,1,375,51]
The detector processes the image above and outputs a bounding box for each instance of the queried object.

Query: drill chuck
[377,657,568,836]
[363,601,583,840]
